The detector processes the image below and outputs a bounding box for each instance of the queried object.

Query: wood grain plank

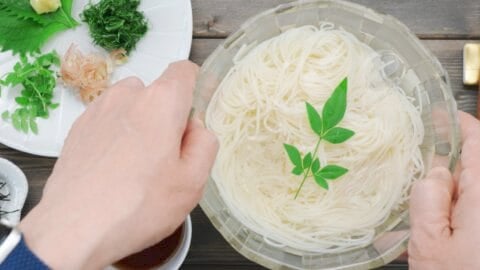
[192,0,480,39]
[422,40,479,115]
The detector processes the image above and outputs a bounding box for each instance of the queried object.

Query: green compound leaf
[285,77,354,198]
[0,52,60,133]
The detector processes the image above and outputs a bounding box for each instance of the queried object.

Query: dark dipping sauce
[115,225,184,270]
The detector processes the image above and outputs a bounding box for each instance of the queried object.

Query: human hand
[409,111,480,269]
[18,61,218,270]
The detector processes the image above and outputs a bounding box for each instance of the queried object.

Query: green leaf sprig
[0,0,79,55]
[284,78,355,199]
[0,52,60,134]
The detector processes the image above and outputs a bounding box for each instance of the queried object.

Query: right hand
[19,61,219,270]
[409,111,480,269]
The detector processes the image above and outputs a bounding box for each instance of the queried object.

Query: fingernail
[426,167,451,181]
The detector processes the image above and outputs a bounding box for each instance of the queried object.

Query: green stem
[58,7,77,28]
[294,138,322,199]
[25,79,47,112]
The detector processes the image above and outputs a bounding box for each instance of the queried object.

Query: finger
[151,60,199,91]
[452,168,480,230]
[148,61,198,121]
[180,117,218,185]
[451,112,480,231]
[458,111,480,170]
[410,167,454,239]
[144,61,199,144]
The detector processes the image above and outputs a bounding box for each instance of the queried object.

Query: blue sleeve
[0,236,49,270]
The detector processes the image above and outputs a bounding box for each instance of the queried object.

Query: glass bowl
[194,0,461,269]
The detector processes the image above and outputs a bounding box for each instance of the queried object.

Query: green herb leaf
[0,52,60,133]
[0,0,78,55]
[0,10,68,54]
[81,0,148,54]
[317,165,348,180]
[311,158,320,174]
[285,77,354,197]
[15,97,29,106]
[314,174,329,190]
[20,115,28,133]
[291,166,303,176]
[322,78,348,132]
[1,111,9,121]
[323,127,355,144]
[11,113,21,131]
[284,144,302,168]
[0,0,78,27]
[29,118,38,134]
[305,102,322,135]
[303,153,312,169]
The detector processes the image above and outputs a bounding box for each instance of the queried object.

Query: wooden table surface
[1,0,479,269]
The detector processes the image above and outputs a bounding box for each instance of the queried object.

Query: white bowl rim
[107,215,192,270]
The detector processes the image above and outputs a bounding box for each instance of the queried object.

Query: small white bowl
[108,215,192,270]
[0,158,28,224]
[158,216,192,270]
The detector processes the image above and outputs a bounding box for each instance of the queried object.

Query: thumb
[409,167,454,250]
[181,117,219,180]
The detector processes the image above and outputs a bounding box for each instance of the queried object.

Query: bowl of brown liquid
[108,216,192,270]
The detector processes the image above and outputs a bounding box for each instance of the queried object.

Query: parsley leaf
[0,52,60,134]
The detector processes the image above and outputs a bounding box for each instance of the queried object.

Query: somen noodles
[205,25,424,253]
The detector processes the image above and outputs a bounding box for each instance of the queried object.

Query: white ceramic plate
[0,0,193,157]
